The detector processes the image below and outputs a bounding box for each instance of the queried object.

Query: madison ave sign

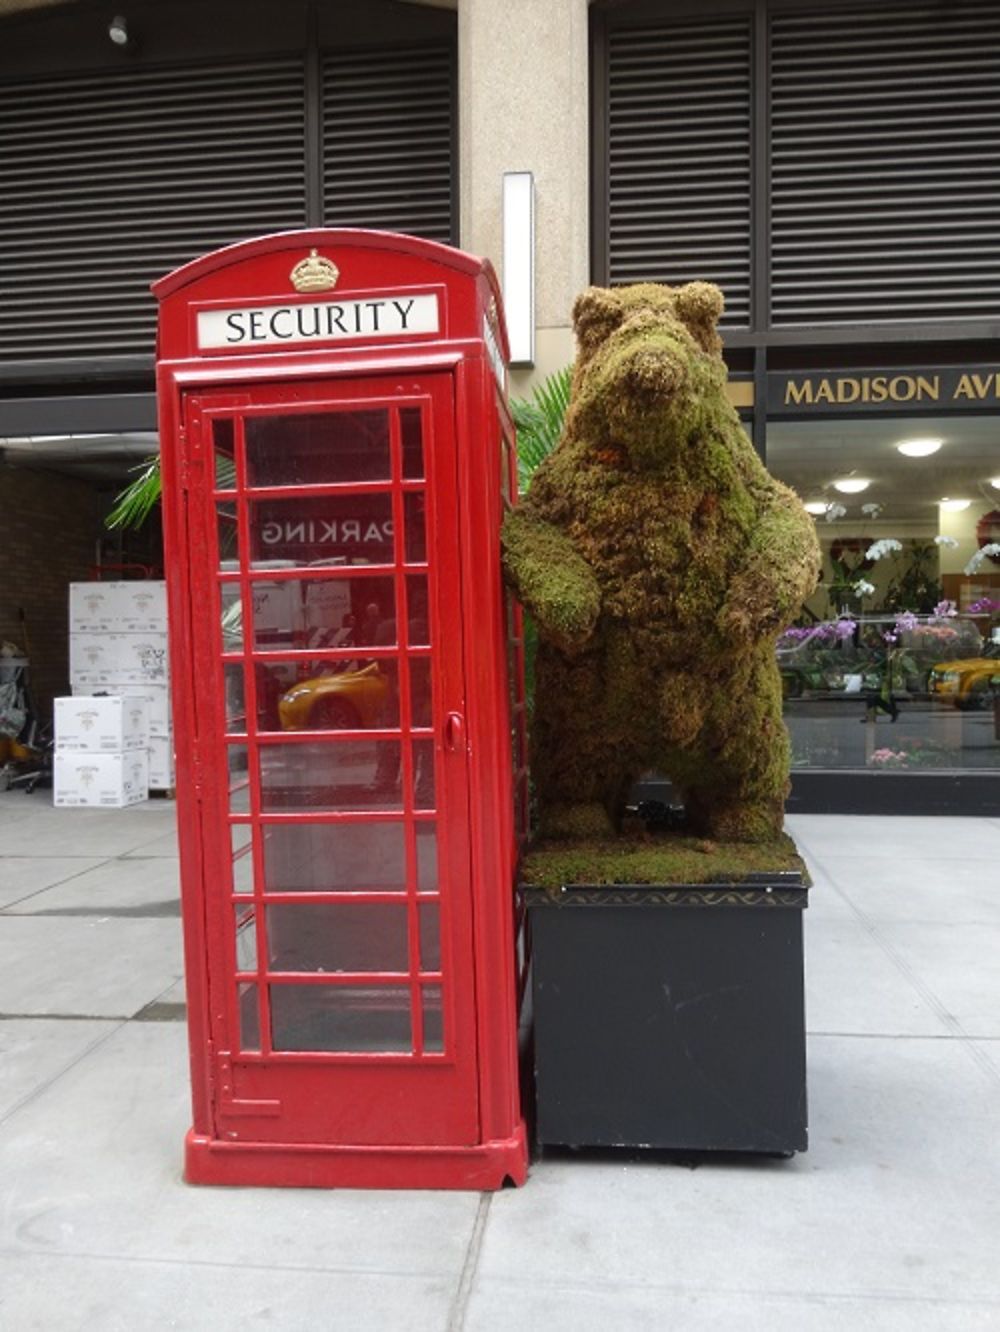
[769,366,1000,414]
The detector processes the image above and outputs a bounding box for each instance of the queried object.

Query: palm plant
[510,365,572,491]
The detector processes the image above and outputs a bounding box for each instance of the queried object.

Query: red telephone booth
[154,230,529,1189]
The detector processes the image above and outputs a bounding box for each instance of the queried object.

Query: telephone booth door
[184,372,482,1158]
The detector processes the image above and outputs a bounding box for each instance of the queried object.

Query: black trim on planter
[788,771,1000,817]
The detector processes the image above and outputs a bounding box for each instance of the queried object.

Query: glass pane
[245,410,390,487]
[234,904,257,972]
[401,406,424,479]
[232,845,254,895]
[409,655,432,729]
[219,580,243,653]
[231,822,252,855]
[224,663,246,733]
[422,985,444,1054]
[405,577,430,646]
[213,418,236,490]
[270,984,411,1052]
[404,492,426,563]
[217,506,240,566]
[249,494,394,568]
[418,902,440,972]
[238,983,260,1051]
[249,574,396,653]
[266,903,409,973]
[416,824,438,891]
[412,739,435,810]
[274,659,397,732]
[258,741,405,812]
[263,821,408,893]
[769,415,1000,774]
[228,744,250,814]
[254,661,300,731]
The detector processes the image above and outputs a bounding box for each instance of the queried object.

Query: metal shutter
[606,17,753,327]
[770,0,1000,325]
[0,58,306,362]
[322,44,454,244]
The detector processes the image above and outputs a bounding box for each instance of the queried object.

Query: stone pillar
[458,0,589,391]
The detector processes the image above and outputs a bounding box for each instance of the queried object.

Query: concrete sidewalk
[0,791,998,1330]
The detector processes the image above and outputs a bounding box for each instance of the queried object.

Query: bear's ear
[572,287,627,358]
[674,282,724,354]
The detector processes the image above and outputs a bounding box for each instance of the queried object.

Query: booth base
[184,1124,529,1190]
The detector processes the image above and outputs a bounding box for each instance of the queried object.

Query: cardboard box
[69,581,168,634]
[69,583,121,633]
[118,581,168,633]
[70,632,169,687]
[115,683,172,737]
[54,695,148,753]
[148,734,175,790]
[54,750,149,808]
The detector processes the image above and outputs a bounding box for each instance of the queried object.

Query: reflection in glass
[258,741,406,812]
[234,904,257,972]
[422,984,444,1053]
[273,660,397,733]
[254,660,299,732]
[249,494,394,569]
[246,411,391,487]
[231,822,252,856]
[266,902,409,973]
[270,984,411,1052]
[418,902,440,972]
[224,663,246,733]
[228,744,250,814]
[401,407,424,479]
[262,821,409,893]
[404,491,426,563]
[217,506,240,566]
[219,580,243,653]
[213,418,236,490]
[412,739,435,810]
[416,824,438,891]
[238,983,260,1051]
[248,575,396,654]
[769,416,1000,774]
[232,845,254,895]
[405,577,430,646]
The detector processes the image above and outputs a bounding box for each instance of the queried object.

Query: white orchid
[853,579,876,597]
[824,502,847,523]
[964,544,1000,576]
[865,538,903,561]
[934,535,959,549]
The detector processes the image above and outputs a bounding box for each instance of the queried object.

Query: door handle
[444,712,465,753]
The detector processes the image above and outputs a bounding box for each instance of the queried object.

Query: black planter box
[523,873,809,1155]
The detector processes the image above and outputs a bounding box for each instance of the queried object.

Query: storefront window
[768,417,1000,773]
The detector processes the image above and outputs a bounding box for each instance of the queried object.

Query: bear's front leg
[719,486,821,641]
[501,510,601,655]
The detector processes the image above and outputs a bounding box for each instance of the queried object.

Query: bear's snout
[620,345,687,403]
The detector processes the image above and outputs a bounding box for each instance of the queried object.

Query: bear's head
[568,282,727,472]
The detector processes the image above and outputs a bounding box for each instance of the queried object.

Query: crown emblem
[290,249,339,293]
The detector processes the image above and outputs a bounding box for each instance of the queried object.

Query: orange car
[928,643,1000,710]
[278,661,390,730]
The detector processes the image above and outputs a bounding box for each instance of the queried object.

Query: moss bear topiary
[502,282,821,844]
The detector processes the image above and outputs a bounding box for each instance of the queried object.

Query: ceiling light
[108,16,129,46]
[804,501,828,515]
[832,477,871,494]
[939,498,971,512]
[990,477,1000,490]
[896,438,943,458]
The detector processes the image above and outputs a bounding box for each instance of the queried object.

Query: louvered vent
[606,18,752,326]
[770,0,1000,325]
[0,59,306,362]
[323,45,454,243]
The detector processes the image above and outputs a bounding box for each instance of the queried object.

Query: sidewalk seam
[445,1192,492,1332]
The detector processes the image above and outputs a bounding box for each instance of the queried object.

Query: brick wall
[0,463,102,722]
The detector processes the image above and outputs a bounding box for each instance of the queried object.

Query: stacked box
[53,696,150,807]
[68,581,174,792]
